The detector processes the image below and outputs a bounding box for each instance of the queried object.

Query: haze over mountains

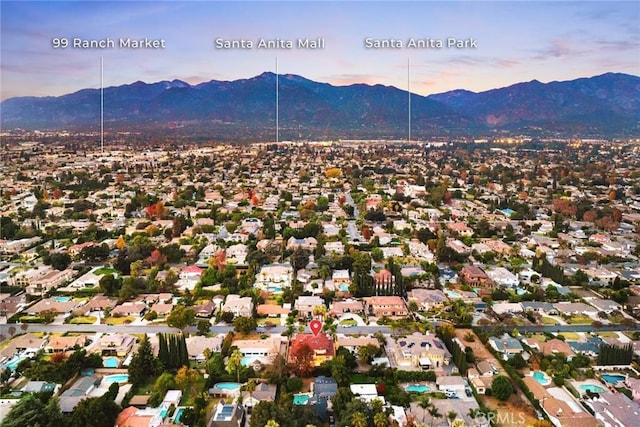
[1,72,638,138]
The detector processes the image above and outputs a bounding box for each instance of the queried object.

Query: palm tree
[446,410,457,426]
[225,348,243,383]
[243,380,257,409]
[265,421,279,427]
[374,411,389,427]
[418,396,431,425]
[351,411,367,427]
[428,405,442,427]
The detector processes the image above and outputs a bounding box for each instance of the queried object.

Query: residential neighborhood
[1,136,640,427]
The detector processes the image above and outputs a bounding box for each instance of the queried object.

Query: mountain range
[1,72,638,138]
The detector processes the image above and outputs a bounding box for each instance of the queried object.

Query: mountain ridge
[1,72,638,137]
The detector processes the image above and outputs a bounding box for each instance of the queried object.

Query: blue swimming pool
[3,355,28,372]
[532,371,551,386]
[103,373,129,384]
[215,382,241,390]
[580,384,606,393]
[406,384,430,393]
[173,407,185,423]
[601,374,625,384]
[103,357,119,368]
[293,394,310,405]
[55,296,71,303]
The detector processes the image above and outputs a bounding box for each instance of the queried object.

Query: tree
[358,344,381,364]
[418,396,431,425]
[374,411,389,427]
[167,305,195,330]
[250,401,286,427]
[312,304,327,319]
[70,394,120,427]
[226,348,243,383]
[197,319,210,335]
[265,354,289,385]
[447,410,458,425]
[233,316,258,335]
[244,380,257,408]
[330,355,351,387]
[175,366,201,396]
[128,335,159,386]
[1,393,54,427]
[428,405,442,427]
[290,343,314,377]
[491,375,512,401]
[49,252,71,271]
[351,411,367,427]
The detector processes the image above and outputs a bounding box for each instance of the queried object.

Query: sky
[1,0,639,100]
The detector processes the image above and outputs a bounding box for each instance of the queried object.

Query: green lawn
[69,316,97,324]
[541,317,558,325]
[105,316,135,325]
[560,332,580,340]
[597,332,619,338]
[567,315,592,325]
[94,267,118,275]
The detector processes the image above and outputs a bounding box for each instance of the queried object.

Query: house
[540,339,576,359]
[232,336,282,365]
[521,301,557,315]
[26,298,80,316]
[486,267,519,288]
[329,299,364,317]
[363,296,408,318]
[286,236,318,251]
[207,401,245,427]
[45,334,88,353]
[406,289,447,311]
[492,302,523,316]
[186,335,224,361]
[0,333,46,357]
[386,332,451,369]
[194,301,217,318]
[95,333,136,357]
[336,336,379,356]
[257,304,291,317]
[78,295,117,314]
[242,382,277,406]
[553,302,598,317]
[225,243,248,265]
[324,241,344,255]
[294,295,325,319]
[460,265,493,288]
[586,392,640,427]
[59,376,101,413]
[289,333,335,367]
[588,298,622,314]
[488,336,524,360]
[222,294,253,318]
[254,263,294,293]
[110,301,147,317]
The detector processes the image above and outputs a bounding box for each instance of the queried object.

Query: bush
[286,376,303,393]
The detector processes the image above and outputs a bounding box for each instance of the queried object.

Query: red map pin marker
[310,319,323,336]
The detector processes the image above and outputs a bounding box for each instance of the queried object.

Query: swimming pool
[532,371,551,386]
[406,384,430,393]
[103,357,119,368]
[3,355,28,371]
[340,284,349,292]
[103,373,129,384]
[241,356,259,366]
[601,374,625,384]
[215,382,241,390]
[446,290,462,298]
[173,407,186,423]
[580,384,606,393]
[293,394,310,405]
[54,296,71,303]
[501,208,515,216]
